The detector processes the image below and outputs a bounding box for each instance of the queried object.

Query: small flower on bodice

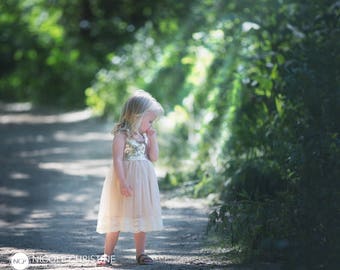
[124,138,147,161]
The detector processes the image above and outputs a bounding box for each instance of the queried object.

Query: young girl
[96,90,164,266]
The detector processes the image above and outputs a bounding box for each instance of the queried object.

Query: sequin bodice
[124,138,147,161]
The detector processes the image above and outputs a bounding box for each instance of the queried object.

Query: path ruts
[0,103,241,269]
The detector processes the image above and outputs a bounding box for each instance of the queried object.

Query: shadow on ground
[1,103,257,269]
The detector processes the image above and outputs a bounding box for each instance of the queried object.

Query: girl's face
[139,111,157,133]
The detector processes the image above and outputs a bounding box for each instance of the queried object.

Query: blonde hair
[113,90,164,136]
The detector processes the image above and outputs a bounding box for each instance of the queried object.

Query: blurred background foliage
[1,0,339,268]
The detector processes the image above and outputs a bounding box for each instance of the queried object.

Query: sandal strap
[96,254,112,265]
[137,253,153,264]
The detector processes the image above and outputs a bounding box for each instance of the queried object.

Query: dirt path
[0,103,240,270]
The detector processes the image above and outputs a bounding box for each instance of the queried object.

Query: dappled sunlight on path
[0,103,239,269]
[0,102,93,124]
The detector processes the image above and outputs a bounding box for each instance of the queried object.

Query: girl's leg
[104,231,120,256]
[134,232,153,265]
[134,231,146,257]
[96,232,120,266]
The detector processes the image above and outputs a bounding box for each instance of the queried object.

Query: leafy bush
[205,1,339,268]
[3,0,338,268]
[84,1,339,267]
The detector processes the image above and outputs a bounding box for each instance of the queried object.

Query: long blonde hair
[113,90,163,136]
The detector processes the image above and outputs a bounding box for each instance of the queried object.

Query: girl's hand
[146,127,156,138]
[120,182,133,197]
[145,127,159,162]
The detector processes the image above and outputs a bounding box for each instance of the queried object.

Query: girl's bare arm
[113,132,132,196]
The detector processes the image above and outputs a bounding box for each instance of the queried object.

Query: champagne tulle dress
[96,135,163,233]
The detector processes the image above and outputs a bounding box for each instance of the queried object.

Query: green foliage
[0,1,95,107]
[84,1,339,266]
[1,0,339,267]
[1,0,188,107]
[203,1,339,268]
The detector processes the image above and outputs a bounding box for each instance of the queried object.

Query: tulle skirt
[96,160,163,233]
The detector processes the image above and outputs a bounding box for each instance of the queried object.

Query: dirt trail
[0,103,241,270]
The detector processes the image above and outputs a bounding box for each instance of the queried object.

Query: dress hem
[96,226,164,234]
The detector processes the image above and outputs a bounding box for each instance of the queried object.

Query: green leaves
[1,1,338,266]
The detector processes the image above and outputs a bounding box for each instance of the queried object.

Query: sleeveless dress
[96,135,163,233]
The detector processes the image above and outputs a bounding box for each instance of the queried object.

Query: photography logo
[10,253,29,270]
